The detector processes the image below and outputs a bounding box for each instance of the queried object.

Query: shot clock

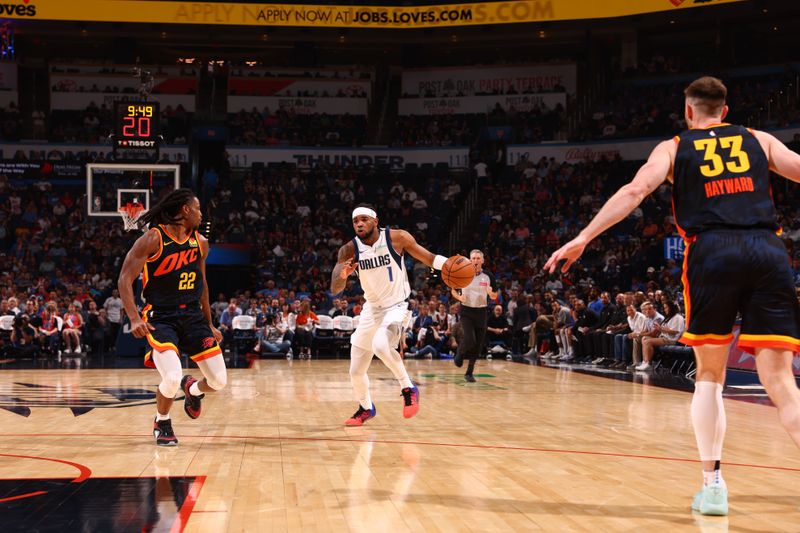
[113,101,160,153]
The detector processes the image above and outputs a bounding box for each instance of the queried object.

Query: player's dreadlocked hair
[137,188,196,229]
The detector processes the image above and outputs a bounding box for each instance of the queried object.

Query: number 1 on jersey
[387,266,393,282]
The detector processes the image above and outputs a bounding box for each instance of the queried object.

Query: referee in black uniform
[450,249,498,382]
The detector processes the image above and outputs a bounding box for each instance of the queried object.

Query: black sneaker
[454,352,464,368]
[153,417,178,446]
[181,374,204,419]
[464,374,476,383]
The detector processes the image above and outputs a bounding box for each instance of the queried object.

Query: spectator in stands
[293,300,318,358]
[218,302,241,347]
[255,314,292,355]
[413,320,444,359]
[586,292,619,364]
[103,289,123,345]
[572,299,599,362]
[37,302,60,354]
[486,304,511,350]
[86,301,110,355]
[510,293,534,354]
[61,303,83,354]
[211,293,228,323]
[637,300,685,371]
[612,303,647,369]
[628,302,664,371]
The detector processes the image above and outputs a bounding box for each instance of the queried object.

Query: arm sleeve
[487,272,498,291]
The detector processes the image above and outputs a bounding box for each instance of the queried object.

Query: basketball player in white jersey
[332,205,451,426]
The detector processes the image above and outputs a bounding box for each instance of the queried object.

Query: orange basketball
[441,255,475,289]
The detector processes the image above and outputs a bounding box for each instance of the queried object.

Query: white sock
[156,412,170,421]
[702,469,726,489]
[372,329,414,390]
[189,381,203,397]
[691,381,727,484]
[360,398,373,410]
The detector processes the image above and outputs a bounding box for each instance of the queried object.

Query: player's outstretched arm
[118,229,160,338]
[544,140,674,273]
[753,129,800,183]
[198,234,222,342]
[390,229,447,270]
[330,241,357,295]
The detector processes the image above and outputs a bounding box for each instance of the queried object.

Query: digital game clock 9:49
[114,101,160,150]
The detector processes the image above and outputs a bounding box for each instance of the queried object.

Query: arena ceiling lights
[4,0,745,29]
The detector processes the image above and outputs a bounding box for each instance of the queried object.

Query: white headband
[352,207,377,220]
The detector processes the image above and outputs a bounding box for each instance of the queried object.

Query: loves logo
[0,0,36,17]
[152,248,199,276]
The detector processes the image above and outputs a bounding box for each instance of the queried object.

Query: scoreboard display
[114,101,160,150]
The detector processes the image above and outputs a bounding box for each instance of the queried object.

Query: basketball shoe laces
[401,387,415,406]
[156,418,176,439]
[350,406,370,421]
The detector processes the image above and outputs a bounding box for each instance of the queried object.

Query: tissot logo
[0,382,158,417]
[0,0,36,17]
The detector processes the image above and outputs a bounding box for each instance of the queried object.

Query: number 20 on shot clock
[114,101,160,150]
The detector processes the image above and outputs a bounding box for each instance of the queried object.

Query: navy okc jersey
[672,123,778,238]
[142,225,204,307]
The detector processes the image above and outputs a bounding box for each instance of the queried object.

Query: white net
[118,202,146,232]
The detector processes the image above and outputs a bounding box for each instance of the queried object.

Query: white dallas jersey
[353,228,410,307]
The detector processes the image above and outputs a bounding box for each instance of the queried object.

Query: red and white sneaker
[344,404,377,426]
[153,417,178,446]
[401,385,420,419]
[180,375,204,419]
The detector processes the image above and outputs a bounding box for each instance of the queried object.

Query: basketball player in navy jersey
[546,76,800,516]
[118,189,227,446]
[332,205,451,426]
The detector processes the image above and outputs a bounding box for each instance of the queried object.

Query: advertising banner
[0,143,189,163]
[5,0,745,28]
[226,146,469,169]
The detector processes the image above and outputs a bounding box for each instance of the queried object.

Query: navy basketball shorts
[141,304,221,368]
[680,228,800,353]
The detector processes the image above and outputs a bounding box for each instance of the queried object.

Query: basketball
[441,255,475,289]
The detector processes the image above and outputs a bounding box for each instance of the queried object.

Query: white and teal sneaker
[691,483,728,516]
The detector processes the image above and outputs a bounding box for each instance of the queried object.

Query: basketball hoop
[119,202,146,232]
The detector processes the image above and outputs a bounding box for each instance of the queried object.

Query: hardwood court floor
[1,359,798,532]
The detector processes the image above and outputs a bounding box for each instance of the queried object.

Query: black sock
[714,460,720,471]
[466,357,476,375]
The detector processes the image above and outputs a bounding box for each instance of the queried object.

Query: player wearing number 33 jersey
[546,76,800,517]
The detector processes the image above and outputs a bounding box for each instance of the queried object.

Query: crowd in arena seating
[228,108,366,146]
[402,82,566,99]
[393,100,565,146]
[581,71,800,141]
[4,143,800,366]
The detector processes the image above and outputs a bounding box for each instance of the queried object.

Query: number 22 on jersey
[178,272,196,290]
